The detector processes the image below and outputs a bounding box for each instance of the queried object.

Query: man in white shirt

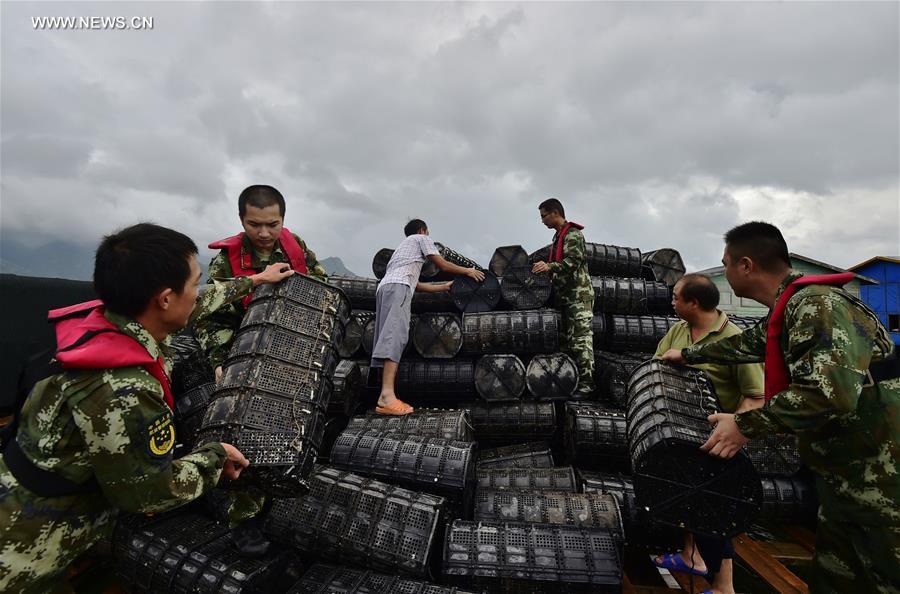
[372,219,485,415]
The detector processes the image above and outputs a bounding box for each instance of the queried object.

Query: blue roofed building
[849,256,900,345]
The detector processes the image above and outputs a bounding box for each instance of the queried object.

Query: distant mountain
[0,237,95,281]
[321,257,358,277]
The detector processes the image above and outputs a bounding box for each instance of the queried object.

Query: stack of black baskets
[110,240,812,593]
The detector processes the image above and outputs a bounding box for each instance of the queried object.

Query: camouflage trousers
[0,460,116,593]
[812,508,900,594]
[559,299,595,393]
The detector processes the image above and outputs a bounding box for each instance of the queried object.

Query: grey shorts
[370,283,412,368]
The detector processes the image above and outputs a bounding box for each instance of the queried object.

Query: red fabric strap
[764,272,855,401]
[549,221,584,263]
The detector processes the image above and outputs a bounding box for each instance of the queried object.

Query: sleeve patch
[146,414,176,457]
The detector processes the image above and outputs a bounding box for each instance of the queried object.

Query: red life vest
[48,300,175,410]
[764,272,855,401]
[549,222,585,263]
[208,227,307,307]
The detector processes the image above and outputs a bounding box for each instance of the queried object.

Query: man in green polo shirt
[652,273,764,594]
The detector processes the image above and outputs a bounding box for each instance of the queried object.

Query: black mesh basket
[327,276,379,311]
[729,315,764,332]
[345,409,474,441]
[362,314,417,357]
[528,245,551,264]
[564,403,629,470]
[439,245,482,271]
[758,475,817,524]
[394,360,476,400]
[584,243,643,278]
[174,382,216,449]
[411,288,457,314]
[338,311,374,359]
[462,309,560,354]
[594,351,647,408]
[641,248,686,287]
[591,277,672,315]
[330,430,477,502]
[476,442,554,469]
[450,272,501,313]
[170,333,215,396]
[603,315,679,352]
[411,313,463,358]
[500,266,552,310]
[489,245,529,278]
[592,314,607,342]
[263,466,446,577]
[627,360,762,538]
[475,490,624,536]
[330,360,362,417]
[525,353,578,401]
[466,401,557,442]
[474,354,526,402]
[475,467,578,493]
[287,563,482,594]
[745,434,802,476]
[443,520,622,590]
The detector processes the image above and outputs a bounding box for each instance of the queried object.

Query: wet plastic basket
[475,466,578,493]
[329,360,362,417]
[462,309,560,354]
[758,474,817,523]
[593,351,647,408]
[450,272,501,313]
[602,314,679,353]
[465,401,557,442]
[476,442,554,470]
[525,353,578,401]
[489,245,529,278]
[287,563,481,594]
[745,433,802,476]
[173,382,216,449]
[327,276,379,311]
[411,313,463,358]
[641,248,686,287]
[591,277,672,315]
[263,465,446,577]
[627,360,762,538]
[344,409,474,441]
[564,403,629,470]
[474,490,624,537]
[338,311,374,359]
[473,354,526,402]
[394,360,477,400]
[500,266,552,310]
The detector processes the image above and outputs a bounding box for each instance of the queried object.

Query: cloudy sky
[2,1,898,279]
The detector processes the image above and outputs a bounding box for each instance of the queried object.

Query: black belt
[864,350,900,387]
[2,438,99,497]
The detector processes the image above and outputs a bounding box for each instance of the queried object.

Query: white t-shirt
[380,234,440,290]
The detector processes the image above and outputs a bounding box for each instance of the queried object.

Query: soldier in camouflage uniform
[532,198,595,397]
[195,184,327,375]
[0,224,292,593]
[662,222,900,594]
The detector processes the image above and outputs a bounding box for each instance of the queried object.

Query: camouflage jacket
[195,232,327,368]
[684,271,900,524]
[546,226,594,305]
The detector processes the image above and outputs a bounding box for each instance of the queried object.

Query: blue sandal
[652,552,709,576]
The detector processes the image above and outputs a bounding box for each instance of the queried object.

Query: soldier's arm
[295,234,328,281]
[735,293,871,438]
[546,230,585,276]
[193,253,248,369]
[683,321,767,365]
[71,380,226,514]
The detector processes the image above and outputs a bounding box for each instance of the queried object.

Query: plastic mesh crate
[328,276,379,311]
[450,272,501,313]
[525,353,578,401]
[330,430,476,500]
[759,475,817,523]
[489,245,529,278]
[728,315,764,332]
[474,490,624,535]
[411,313,463,359]
[466,401,556,442]
[641,248,686,287]
[473,354,526,402]
[229,325,341,374]
[263,466,447,577]
[170,332,215,395]
[591,314,607,341]
[564,403,629,470]
[462,310,560,354]
[411,288,457,314]
[443,520,622,588]
[627,360,762,538]
[593,351,646,408]
[174,382,216,449]
[246,274,351,333]
[583,242,643,278]
[500,266,552,310]
[287,563,481,594]
[745,434,802,476]
[591,277,672,315]
[475,467,578,492]
[603,315,679,352]
[394,360,476,399]
[476,442,554,469]
[338,311,374,359]
[345,409,474,442]
[330,360,362,417]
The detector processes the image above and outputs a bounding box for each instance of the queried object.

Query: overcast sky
[2,1,898,278]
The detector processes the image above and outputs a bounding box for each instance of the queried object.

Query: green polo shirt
[654,310,764,413]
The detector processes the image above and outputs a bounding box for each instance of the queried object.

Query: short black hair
[538,198,565,218]
[724,221,791,273]
[677,273,719,311]
[238,185,286,218]
[94,223,198,318]
[404,219,427,236]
